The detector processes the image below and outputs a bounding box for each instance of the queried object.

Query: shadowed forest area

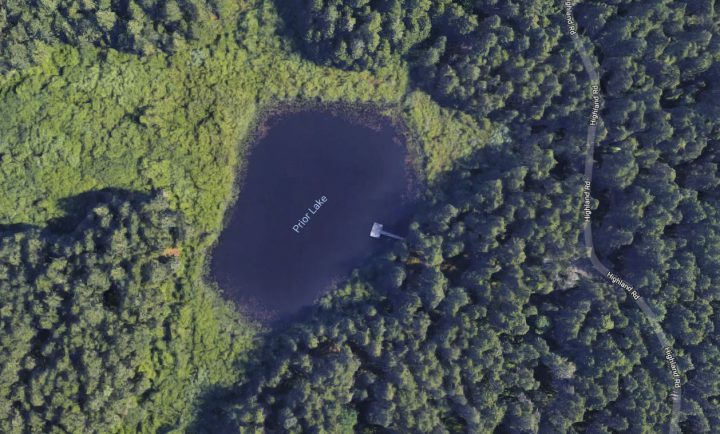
[0,0,718,432]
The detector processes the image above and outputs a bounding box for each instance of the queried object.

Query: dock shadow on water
[210,109,416,322]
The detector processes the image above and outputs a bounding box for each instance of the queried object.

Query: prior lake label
[292,196,328,233]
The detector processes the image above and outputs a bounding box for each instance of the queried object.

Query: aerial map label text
[590,85,600,126]
[564,1,577,35]
[292,196,328,233]
[583,180,592,222]
[664,347,682,390]
[607,272,640,300]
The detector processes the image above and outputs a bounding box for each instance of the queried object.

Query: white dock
[370,222,404,240]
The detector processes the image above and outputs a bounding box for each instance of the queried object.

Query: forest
[1,0,719,432]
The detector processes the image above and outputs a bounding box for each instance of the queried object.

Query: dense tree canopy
[0,0,243,71]
[0,193,186,432]
[279,0,433,70]
[214,0,720,431]
[281,0,569,121]
[219,142,685,432]
[0,0,718,432]
[577,1,720,430]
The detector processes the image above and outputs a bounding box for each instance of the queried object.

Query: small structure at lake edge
[210,110,414,319]
[370,222,404,240]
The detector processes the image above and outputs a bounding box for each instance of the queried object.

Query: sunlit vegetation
[218,0,720,432]
[0,192,253,432]
[0,0,718,432]
[0,0,246,71]
[0,1,488,431]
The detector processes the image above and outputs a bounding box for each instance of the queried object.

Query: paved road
[565,2,682,432]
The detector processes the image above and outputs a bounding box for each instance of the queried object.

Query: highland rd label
[292,196,328,233]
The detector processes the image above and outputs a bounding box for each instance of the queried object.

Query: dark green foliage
[0,0,243,72]
[213,1,720,431]
[221,147,583,432]
[222,123,717,433]
[1,0,719,432]
[574,1,720,431]
[279,0,433,70]
[412,0,566,122]
[281,0,569,122]
[0,192,185,432]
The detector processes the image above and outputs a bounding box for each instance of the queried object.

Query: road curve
[564,2,682,432]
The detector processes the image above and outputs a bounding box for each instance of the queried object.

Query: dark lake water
[210,110,414,319]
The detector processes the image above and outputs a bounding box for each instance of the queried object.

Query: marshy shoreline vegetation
[207,104,421,323]
[0,1,491,431]
[221,98,425,228]
[1,0,719,432]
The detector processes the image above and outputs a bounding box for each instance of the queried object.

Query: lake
[210,110,415,319]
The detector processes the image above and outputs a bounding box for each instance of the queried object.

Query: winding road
[565,2,682,432]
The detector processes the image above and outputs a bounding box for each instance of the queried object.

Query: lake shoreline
[205,104,420,325]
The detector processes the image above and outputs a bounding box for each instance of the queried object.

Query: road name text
[583,180,592,222]
[590,85,600,125]
[606,272,640,300]
[565,1,577,35]
[664,347,682,390]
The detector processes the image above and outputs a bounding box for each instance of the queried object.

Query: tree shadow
[45,188,154,234]
[0,222,36,236]
[187,385,242,434]
[242,0,305,57]
[0,188,159,277]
